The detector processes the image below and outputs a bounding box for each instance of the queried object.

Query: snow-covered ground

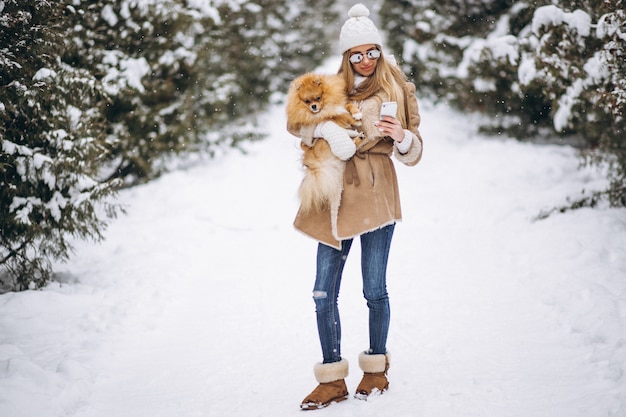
[1,91,625,416]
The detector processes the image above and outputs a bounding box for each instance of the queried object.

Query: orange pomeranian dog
[286,73,363,213]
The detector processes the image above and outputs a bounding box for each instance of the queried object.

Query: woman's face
[348,44,380,77]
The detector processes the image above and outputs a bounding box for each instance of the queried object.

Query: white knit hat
[339,4,383,55]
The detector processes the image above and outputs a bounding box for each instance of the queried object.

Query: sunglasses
[349,49,381,64]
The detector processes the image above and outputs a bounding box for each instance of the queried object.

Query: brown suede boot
[300,359,349,410]
[355,351,390,400]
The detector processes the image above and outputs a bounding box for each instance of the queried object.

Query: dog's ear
[313,76,322,86]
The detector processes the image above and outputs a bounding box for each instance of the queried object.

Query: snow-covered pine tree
[381,0,626,208]
[0,0,120,290]
[270,0,340,86]
[581,5,626,206]
[175,0,338,159]
[380,0,516,104]
[63,0,207,184]
[64,0,337,185]
[1,0,337,290]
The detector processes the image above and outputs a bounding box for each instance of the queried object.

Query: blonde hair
[338,47,408,128]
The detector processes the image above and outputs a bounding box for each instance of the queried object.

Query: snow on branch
[532,5,591,38]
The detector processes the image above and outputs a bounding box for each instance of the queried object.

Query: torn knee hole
[313,290,327,299]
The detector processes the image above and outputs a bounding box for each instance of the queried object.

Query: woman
[287,3,423,410]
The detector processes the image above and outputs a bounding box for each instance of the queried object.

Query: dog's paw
[346,129,362,138]
[352,112,363,120]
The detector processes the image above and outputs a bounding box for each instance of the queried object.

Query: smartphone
[380,101,398,119]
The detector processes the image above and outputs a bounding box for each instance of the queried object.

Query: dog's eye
[315,96,321,101]
[304,100,311,104]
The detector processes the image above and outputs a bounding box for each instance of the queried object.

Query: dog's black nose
[311,104,318,111]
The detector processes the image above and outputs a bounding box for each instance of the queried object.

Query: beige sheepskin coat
[288,81,423,249]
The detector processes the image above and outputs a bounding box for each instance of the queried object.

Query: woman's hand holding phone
[377,102,404,141]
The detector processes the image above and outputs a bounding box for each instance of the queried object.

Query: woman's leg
[302,241,353,409]
[313,240,353,363]
[360,223,395,354]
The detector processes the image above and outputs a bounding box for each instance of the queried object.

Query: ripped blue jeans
[313,223,395,364]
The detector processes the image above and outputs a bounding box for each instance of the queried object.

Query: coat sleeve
[393,82,423,167]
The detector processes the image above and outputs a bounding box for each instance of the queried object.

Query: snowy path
[1,102,625,417]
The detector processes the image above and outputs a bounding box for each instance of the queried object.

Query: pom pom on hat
[348,3,370,18]
[339,3,383,55]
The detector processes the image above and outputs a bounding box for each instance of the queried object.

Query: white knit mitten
[318,121,357,160]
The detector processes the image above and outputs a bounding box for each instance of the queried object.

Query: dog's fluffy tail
[299,140,345,213]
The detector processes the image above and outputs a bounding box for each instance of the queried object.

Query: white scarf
[354,75,367,89]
